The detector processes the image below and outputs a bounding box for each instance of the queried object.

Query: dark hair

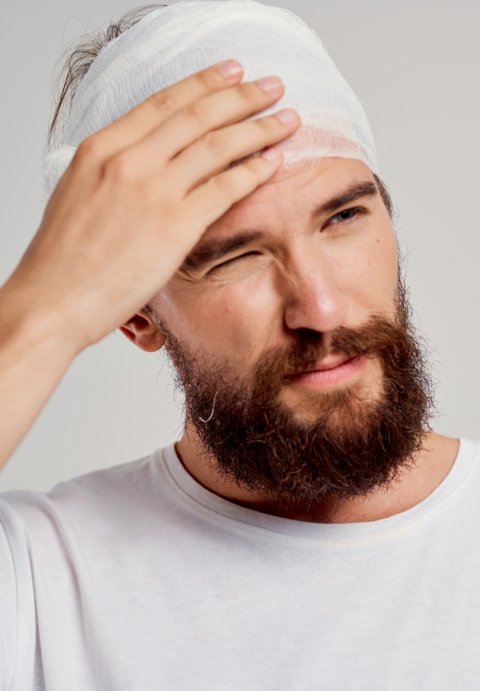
[47,3,394,218]
[47,4,166,149]
[373,173,393,218]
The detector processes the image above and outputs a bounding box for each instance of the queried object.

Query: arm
[0,61,300,470]
[0,286,78,469]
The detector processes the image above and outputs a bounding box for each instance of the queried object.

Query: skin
[0,61,298,466]
[122,157,460,523]
[0,59,458,523]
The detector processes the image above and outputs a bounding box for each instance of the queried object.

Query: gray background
[1,0,478,491]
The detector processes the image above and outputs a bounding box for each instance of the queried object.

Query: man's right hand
[4,60,300,355]
[0,60,300,469]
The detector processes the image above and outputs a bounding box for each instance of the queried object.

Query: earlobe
[119,311,166,352]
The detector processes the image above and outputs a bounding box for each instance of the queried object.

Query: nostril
[283,290,348,335]
[291,327,324,344]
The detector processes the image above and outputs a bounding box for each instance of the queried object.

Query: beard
[156,273,435,514]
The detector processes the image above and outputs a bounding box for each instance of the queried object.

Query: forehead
[205,157,375,237]
[178,158,380,275]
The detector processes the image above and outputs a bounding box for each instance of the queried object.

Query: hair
[47,4,166,150]
[46,3,394,218]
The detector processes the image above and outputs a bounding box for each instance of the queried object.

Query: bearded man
[0,2,477,690]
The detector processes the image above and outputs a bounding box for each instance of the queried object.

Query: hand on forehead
[43,0,378,199]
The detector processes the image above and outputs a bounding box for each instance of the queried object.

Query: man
[0,2,478,689]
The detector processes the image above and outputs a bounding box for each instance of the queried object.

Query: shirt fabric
[1,437,480,691]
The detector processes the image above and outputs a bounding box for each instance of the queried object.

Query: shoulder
[0,445,171,536]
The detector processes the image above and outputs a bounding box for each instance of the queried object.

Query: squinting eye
[327,206,366,226]
[209,250,261,273]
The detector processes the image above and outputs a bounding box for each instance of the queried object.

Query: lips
[288,355,355,377]
[306,355,355,372]
[282,354,368,390]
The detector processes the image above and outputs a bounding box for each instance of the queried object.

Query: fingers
[186,148,285,229]
[79,59,245,158]
[171,108,300,191]
[112,75,287,175]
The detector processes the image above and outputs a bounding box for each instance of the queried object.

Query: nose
[282,255,348,335]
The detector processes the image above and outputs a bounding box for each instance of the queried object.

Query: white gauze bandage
[42,0,378,201]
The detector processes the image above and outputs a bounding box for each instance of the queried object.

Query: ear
[119,309,166,352]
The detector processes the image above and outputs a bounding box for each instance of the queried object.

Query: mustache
[255,313,408,381]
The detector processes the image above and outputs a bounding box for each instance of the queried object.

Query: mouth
[284,354,368,389]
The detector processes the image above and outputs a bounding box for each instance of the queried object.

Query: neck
[175,425,459,523]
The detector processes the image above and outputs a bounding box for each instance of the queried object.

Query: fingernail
[217,60,243,78]
[262,146,282,161]
[256,76,283,93]
[275,108,298,124]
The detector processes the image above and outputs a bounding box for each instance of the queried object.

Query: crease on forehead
[181,173,379,272]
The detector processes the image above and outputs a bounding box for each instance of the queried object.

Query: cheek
[335,228,399,313]
[204,272,283,362]
[156,271,282,365]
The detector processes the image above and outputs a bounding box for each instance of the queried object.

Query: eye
[208,250,261,274]
[326,206,367,227]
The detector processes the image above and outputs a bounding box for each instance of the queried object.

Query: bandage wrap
[42,0,378,201]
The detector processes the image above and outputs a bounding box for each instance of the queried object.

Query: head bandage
[42,0,378,201]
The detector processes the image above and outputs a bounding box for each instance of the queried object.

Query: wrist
[0,282,81,364]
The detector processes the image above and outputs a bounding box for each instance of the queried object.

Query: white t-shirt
[1,438,480,691]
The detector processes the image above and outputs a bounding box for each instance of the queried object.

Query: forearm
[0,287,77,471]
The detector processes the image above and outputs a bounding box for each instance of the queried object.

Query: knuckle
[195,69,217,91]
[233,158,265,187]
[206,173,229,197]
[234,163,254,183]
[200,131,224,156]
[246,155,268,173]
[181,100,207,124]
[148,91,175,115]
[102,153,134,182]
[74,135,103,164]
[241,81,264,103]
[257,115,280,134]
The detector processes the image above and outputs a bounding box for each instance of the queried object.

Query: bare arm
[0,287,79,468]
[0,61,300,470]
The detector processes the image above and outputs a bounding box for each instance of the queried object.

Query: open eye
[209,250,261,273]
[326,206,367,227]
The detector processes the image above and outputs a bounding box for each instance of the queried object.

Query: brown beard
[157,275,435,513]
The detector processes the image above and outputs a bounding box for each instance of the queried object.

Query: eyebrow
[180,180,378,272]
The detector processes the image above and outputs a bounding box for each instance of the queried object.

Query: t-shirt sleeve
[0,502,19,691]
